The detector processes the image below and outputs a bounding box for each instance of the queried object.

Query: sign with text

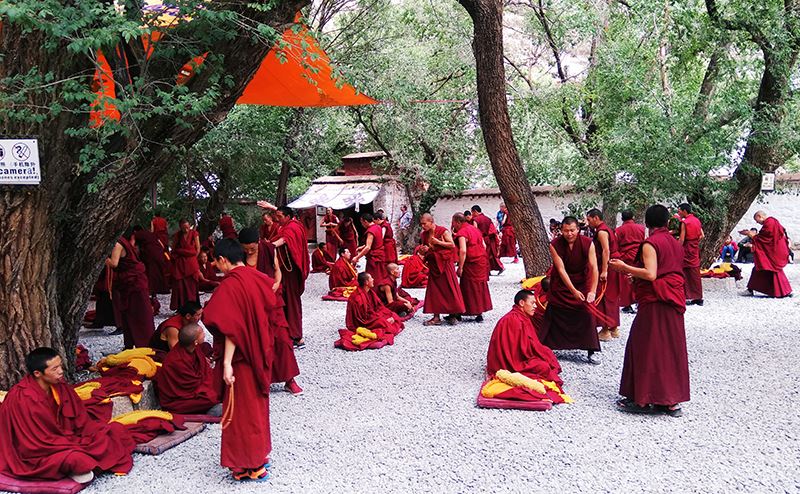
[0,139,41,185]
[761,172,775,192]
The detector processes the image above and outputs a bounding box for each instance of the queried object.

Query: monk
[401,245,429,288]
[170,219,200,311]
[87,265,115,329]
[0,348,135,483]
[259,212,278,241]
[238,227,302,395]
[586,208,621,341]
[420,213,465,325]
[610,204,689,417]
[471,205,504,274]
[149,301,203,353]
[151,210,169,254]
[486,290,562,385]
[539,216,600,364]
[219,212,237,240]
[198,249,220,292]
[346,273,404,335]
[311,242,334,273]
[133,225,170,296]
[375,211,399,264]
[377,263,420,317]
[329,248,357,290]
[320,207,340,259]
[615,210,646,313]
[453,213,492,322]
[107,228,155,349]
[498,203,519,263]
[352,213,388,287]
[678,203,704,306]
[203,239,277,482]
[744,211,793,298]
[464,210,474,224]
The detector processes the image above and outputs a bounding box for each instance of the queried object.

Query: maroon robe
[620,227,690,405]
[421,225,465,315]
[311,248,334,273]
[337,221,358,259]
[0,375,135,480]
[681,214,703,300]
[149,314,184,353]
[277,218,310,342]
[113,237,155,349]
[474,213,504,272]
[381,220,399,264]
[88,266,115,328]
[748,217,793,297]
[487,306,562,385]
[154,345,219,414]
[455,222,492,315]
[345,287,404,335]
[500,216,517,258]
[364,223,387,286]
[329,257,357,290]
[322,213,340,259]
[151,216,169,253]
[199,258,220,292]
[219,215,237,239]
[203,267,276,470]
[401,248,429,288]
[539,235,599,351]
[170,230,200,310]
[377,277,420,315]
[615,220,646,307]
[134,229,170,294]
[593,222,621,328]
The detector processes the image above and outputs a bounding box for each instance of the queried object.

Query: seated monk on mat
[311,242,334,273]
[154,323,221,415]
[377,263,420,317]
[198,248,220,292]
[329,248,357,291]
[0,348,135,483]
[400,245,429,288]
[346,273,404,336]
[149,301,203,353]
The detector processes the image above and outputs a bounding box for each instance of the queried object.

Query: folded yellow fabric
[355,327,377,340]
[104,348,156,366]
[520,276,545,290]
[496,369,546,395]
[111,410,173,425]
[73,381,102,400]
[480,379,513,398]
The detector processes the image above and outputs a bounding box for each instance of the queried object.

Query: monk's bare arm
[679,222,686,244]
[353,233,374,262]
[598,230,610,281]
[272,255,282,288]
[610,243,657,281]
[165,327,179,349]
[586,243,599,303]
[193,234,200,255]
[381,284,394,303]
[550,244,581,299]
[438,229,456,249]
[272,237,286,248]
[223,338,236,385]
[106,242,124,268]
[456,236,467,276]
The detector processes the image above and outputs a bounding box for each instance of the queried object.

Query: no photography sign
[0,138,41,185]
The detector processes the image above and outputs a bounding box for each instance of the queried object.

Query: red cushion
[0,473,86,494]
[475,380,553,411]
[134,422,206,455]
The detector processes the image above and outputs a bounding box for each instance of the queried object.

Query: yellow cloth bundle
[480,379,513,398]
[495,369,546,395]
[126,356,159,379]
[111,410,173,426]
[341,286,357,298]
[520,276,545,290]
[73,381,102,400]
[103,347,156,366]
[351,334,371,345]
[355,327,377,340]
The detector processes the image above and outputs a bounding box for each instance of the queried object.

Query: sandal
[655,405,684,417]
[423,318,442,326]
[233,466,270,482]
[616,398,659,415]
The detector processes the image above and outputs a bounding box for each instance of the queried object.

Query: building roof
[312,174,397,184]
[341,151,388,160]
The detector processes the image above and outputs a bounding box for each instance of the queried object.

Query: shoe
[587,351,601,365]
[610,327,621,339]
[70,472,94,484]
[107,328,124,336]
[598,328,612,342]
[621,305,636,314]
[655,405,684,418]
[284,379,304,396]
[475,314,484,323]
[498,268,505,275]
[233,466,270,482]
[293,339,306,349]
[444,315,458,326]
[692,299,704,306]
[264,457,272,469]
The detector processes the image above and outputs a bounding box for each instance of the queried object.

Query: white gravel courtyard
[75,260,800,493]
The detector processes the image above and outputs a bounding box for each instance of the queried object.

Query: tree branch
[705,0,770,51]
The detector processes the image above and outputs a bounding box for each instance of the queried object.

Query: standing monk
[203,239,277,482]
[151,210,169,254]
[743,211,793,298]
[337,216,359,260]
[218,212,237,240]
[376,211,399,264]
[133,225,170,295]
[107,228,155,349]
[539,217,600,364]
[678,203,704,306]
[352,213,388,287]
[586,209,621,341]
[260,212,279,241]
[420,213,465,326]
[610,204,689,417]
[170,219,201,311]
[471,205,505,274]
[498,203,519,263]
[453,213,492,322]
[320,207,340,260]
[615,210,646,313]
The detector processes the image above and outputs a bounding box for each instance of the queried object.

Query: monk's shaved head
[421,213,434,222]
[754,211,767,224]
[178,323,203,349]
[452,213,466,224]
[386,263,399,272]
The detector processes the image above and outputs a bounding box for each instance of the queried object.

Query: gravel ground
[72,260,800,493]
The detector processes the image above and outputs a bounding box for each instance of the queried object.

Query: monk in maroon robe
[376,211,399,264]
[107,229,155,349]
[678,203,704,305]
[203,239,277,481]
[420,213,465,325]
[311,242,334,273]
[453,213,492,321]
[487,291,562,385]
[320,208,340,260]
[498,203,519,262]
[615,210,646,312]
[133,226,170,295]
[610,204,689,417]
[336,216,358,259]
[170,219,201,311]
[149,301,203,353]
[401,245,429,288]
[586,209,621,340]
[744,211,793,298]
[151,212,169,253]
[352,213,388,287]
[86,265,115,328]
[154,323,220,414]
[472,205,505,273]
[539,217,601,364]
[377,263,420,316]
[218,212,237,240]
[346,273,404,335]
[259,212,278,241]
[329,248,358,290]
[198,249,220,292]
[0,348,135,482]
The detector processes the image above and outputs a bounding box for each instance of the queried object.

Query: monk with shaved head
[741,211,792,298]
[420,213,465,325]
[453,213,492,322]
[377,262,419,316]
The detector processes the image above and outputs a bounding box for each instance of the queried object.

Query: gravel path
[74,261,800,493]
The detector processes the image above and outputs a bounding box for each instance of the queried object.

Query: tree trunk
[275,159,291,206]
[457,0,551,277]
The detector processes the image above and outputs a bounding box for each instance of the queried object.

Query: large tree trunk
[457,0,551,277]
[0,1,308,387]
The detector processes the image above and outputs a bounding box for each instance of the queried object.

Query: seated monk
[198,248,220,292]
[377,263,420,317]
[487,290,562,386]
[329,247,357,291]
[311,242,334,273]
[154,323,220,415]
[0,348,135,483]
[346,273,404,336]
[400,245,429,288]
[149,301,203,353]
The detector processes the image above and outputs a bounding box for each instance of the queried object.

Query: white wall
[731,188,800,247]
[430,192,591,228]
